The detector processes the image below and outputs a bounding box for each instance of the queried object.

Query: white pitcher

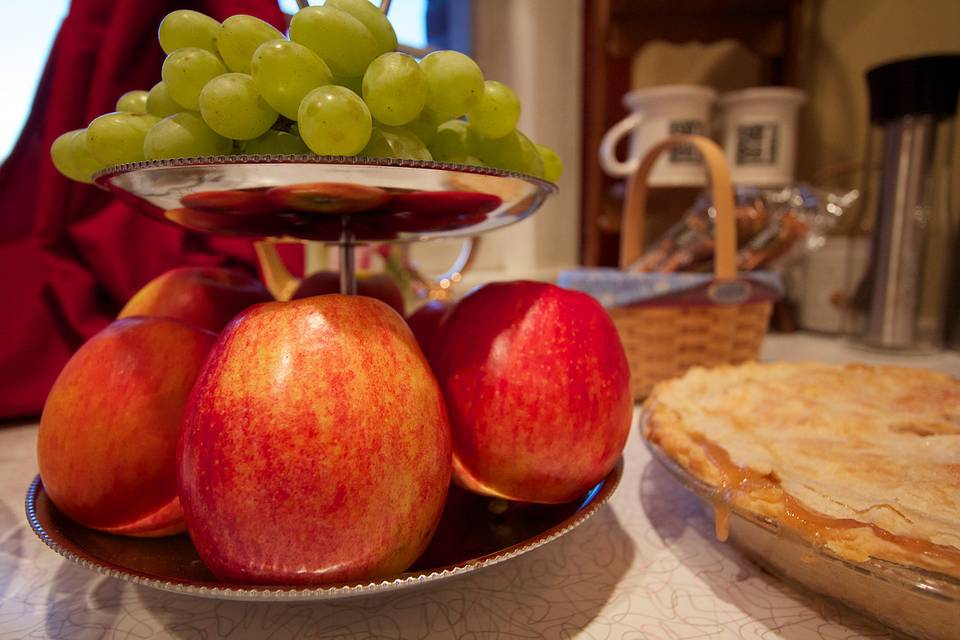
[599,85,716,185]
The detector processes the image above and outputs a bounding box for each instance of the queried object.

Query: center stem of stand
[339,224,357,295]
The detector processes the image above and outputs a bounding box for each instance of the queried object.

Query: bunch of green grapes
[50,4,563,185]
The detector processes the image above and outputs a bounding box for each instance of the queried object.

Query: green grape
[146,82,182,117]
[217,15,282,74]
[242,130,311,155]
[161,48,227,111]
[428,119,477,163]
[289,6,380,78]
[143,112,232,160]
[199,73,278,140]
[476,129,544,177]
[536,144,563,182]
[251,39,333,120]
[361,126,432,160]
[158,10,220,55]
[326,0,397,55]
[362,52,426,126]
[419,50,484,120]
[50,129,105,184]
[404,108,442,145]
[116,90,149,114]
[86,112,160,166]
[467,81,520,139]
[297,85,372,155]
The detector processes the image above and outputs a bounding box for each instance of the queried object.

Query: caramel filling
[691,435,960,574]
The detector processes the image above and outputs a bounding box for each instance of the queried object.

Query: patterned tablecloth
[2,335,957,640]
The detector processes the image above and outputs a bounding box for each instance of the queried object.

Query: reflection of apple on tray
[167,183,504,240]
[30,2,630,600]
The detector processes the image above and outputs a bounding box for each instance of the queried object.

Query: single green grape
[143,112,232,160]
[50,129,105,184]
[242,130,312,155]
[297,85,372,155]
[251,39,333,120]
[85,112,160,166]
[467,81,520,139]
[428,120,478,163]
[217,15,283,74]
[161,48,227,111]
[289,6,380,79]
[116,90,149,114]
[476,129,544,177]
[158,10,220,55]
[326,0,397,55]
[361,126,432,160]
[536,144,563,182]
[362,52,427,126]
[146,82,183,117]
[404,108,443,146]
[199,73,278,140]
[419,50,484,121]
[521,134,547,178]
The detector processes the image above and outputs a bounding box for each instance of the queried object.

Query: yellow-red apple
[430,281,632,504]
[118,266,272,332]
[292,271,405,315]
[38,317,216,536]
[178,295,451,585]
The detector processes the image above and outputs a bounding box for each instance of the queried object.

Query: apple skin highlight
[178,295,452,585]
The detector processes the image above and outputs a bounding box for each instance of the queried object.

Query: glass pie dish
[642,420,960,640]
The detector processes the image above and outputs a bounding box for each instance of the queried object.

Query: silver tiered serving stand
[24,0,625,602]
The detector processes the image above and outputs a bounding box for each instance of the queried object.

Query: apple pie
[642,362,960,578]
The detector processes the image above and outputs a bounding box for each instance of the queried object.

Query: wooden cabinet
[580,0,802,266]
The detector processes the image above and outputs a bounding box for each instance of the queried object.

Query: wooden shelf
[580,0,802,266]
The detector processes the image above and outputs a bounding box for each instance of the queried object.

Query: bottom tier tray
[25,460,621,602]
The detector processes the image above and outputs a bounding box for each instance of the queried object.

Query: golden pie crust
[643,362,960,577]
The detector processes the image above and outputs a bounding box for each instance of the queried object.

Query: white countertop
[1,333,955,639]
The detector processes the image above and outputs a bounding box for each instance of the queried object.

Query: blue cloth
[557,268,784,308]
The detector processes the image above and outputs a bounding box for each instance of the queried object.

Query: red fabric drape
[0,0,301,419]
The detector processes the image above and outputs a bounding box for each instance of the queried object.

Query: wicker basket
[610,134,774,399]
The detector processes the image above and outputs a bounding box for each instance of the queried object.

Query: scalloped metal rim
[92,155,559,194]
[639,411,960,603]
[25,459,620,601]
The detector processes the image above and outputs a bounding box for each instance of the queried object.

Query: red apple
[292,271,405,316]
[406,299,453,357]
[178,295,452,585]
[430,281,632,504]
[37,317,216,536]
[119,266,272,333]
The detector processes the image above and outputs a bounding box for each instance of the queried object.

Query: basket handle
[619,134,737,281]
